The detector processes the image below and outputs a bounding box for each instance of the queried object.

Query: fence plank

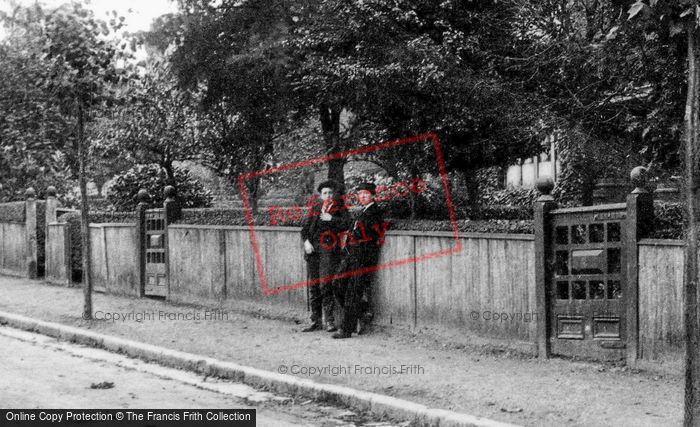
[0,223,27,276]
[46,223,70,285]
[639,241,685,361]
[375,234,415,327]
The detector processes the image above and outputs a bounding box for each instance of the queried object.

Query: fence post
[534,177,557,358]
[25,187,38,279]
[135,189,148,297]
[45,186,57,278]
[625,166,654,365]
[163,185,181,224]
[162,186,180,301]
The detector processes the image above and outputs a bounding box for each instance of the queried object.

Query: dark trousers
[307,252,339,325]
[335,251,378,334]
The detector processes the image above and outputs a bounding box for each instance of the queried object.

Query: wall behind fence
[89,223,139,296]
[168,225,537,343]
[638,239,685,362]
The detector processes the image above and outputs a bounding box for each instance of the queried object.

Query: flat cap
[317,179,342,193]
[355,182,376,194]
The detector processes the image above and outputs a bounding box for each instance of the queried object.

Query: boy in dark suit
[301,179,349,332]
[333,182,386,339]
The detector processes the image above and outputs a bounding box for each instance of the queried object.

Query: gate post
[45,186,58,224]
[25,187,38,279]
[135,189,149,297]
[163,186,180,300]
[45,186,57,275]
[625,166,654,365]
[163,185,181,224]
[535,177,557,358]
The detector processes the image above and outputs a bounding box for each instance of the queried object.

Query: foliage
[107,164,213,211]
[500,0,686,176]
[0,4,76,201]
[163,0,551,202]
[177,207,533,234]
[38,1,134,313]
[105,59,201,184]
[0,201,26,223]
[167,0,295,208]
[289,0,552,189]
[650,201,687,240]
[481,187,539,208]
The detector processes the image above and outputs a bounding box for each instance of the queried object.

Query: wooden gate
[534,168,653,363]
[549,204,627,360]
[144,208,167,297]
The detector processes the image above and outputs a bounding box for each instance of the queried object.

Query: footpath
[0,275,682,426]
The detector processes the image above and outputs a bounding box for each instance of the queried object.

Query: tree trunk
[163,160,176,188]
[684,22,700,427]
[464,169,480,210]
[327,158,345,186]
[248,176,260,214]
[77,100,93,320]
[319,103,345,187]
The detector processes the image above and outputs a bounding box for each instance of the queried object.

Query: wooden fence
[0,222,27,276]
[0,191,693,365]
[638,239,686,362]
[45,222,71,285]
[167,225,537,343]
[89,223,139,296]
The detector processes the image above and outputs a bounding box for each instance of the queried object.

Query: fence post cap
[631,166,649,193]
[535,177,554,196]
[25,187,36,199]
[164,185,177,201]
[137,189,149,204]
[46,186,57,197]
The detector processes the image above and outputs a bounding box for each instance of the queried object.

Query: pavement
[0,275,684,426]
[0,326,376,427]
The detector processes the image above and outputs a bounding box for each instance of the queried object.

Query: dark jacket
[301,200,350,256]
[347,203,385,263]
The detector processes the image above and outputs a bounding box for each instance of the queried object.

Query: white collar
[362,202,375,212]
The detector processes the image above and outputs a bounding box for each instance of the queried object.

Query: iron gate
[549,203,627,360]
[144,208,167,297]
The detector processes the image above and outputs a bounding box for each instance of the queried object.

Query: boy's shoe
[301,323,322,332]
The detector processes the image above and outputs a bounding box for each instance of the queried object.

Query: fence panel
[0,222,27,276]
[46,222,70,284]
[638,239,685,362]
[168,226,226,302]
[89,224,138,296]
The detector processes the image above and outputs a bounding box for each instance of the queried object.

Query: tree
[290,0,550,204]
[0,3,75,201]
[627,1,700,424]
[40,1,131,320]
[108,59,201,187]
[166,0,296,211]
[500,0,686,178]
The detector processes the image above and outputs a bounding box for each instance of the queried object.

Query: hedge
[177,207,534,234]
[391,219,533,234]
[457,205,533,221]
[0,201,25,223]
[650,201,685,240]
[179,208,254,226]
[178,201,686,237]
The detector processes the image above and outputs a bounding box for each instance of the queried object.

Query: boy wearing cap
[300,179,349,332]
[333,182,385,339]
